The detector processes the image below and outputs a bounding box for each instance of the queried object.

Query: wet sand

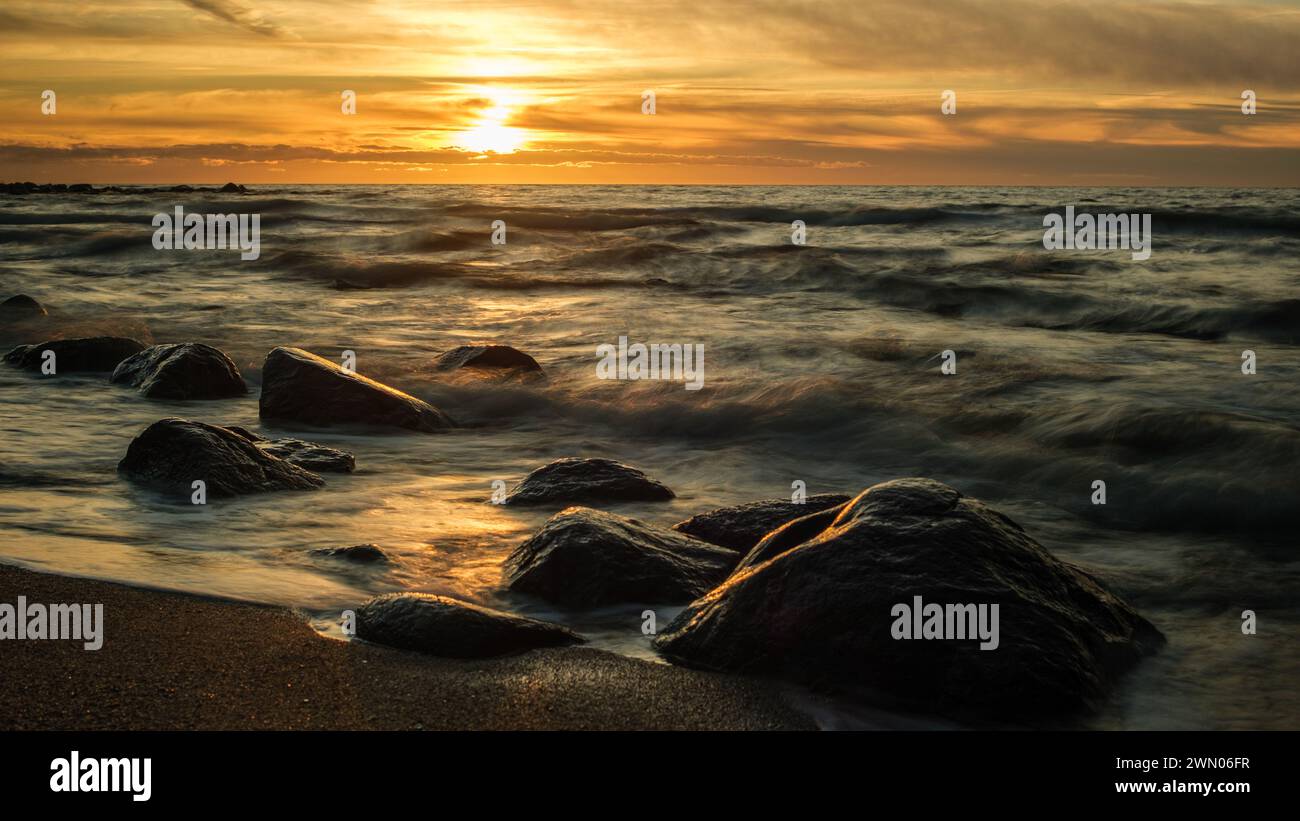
[0,563,814,730]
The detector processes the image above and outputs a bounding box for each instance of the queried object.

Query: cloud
[180,0,286,38]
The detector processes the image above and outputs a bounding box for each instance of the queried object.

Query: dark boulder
[504,457,673,506]
[653,478,1165,719]
[118,418,324,498]
[436,344,542,373]
[1,294,47,318]
[729,501,848,576]
[673,493,851,551]
[356,593,582,657]
[226,426,355,473]
[504,507,738,608]
[5,336,146,372]
[311,543,389,563]
[219,182,247,194]
[110,342,247,399]
[259,346,453,433]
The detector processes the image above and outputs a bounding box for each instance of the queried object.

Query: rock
[435,344,542,373]
[225,426,355,473]
[672,493,851,551]
[504,507,738,608]
[110,342,247,400]
[68,184,93,192]
[118,418,324,498]
[729,501,848,576]
[4,336,146,372]
[258,346,453,433]
[504,457,673,506]
[219,182,247,194]
[311,544,389,563]
[0,294,47,318]
[356,593,582,657]
[653,478,1165,718]
[257,438,355,472]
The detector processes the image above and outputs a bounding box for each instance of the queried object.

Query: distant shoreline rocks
[1,182,248,195]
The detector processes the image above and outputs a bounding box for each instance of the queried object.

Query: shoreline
[0,562,815,731]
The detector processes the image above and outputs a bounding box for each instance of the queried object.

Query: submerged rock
[226,426,355,473]
[5,336,145,372]
[435,344,542,373]
[505,507,738,608]
[0,294,47,319]
[311,543,389,563]
[672,493,851,551]
[110,342,247,400]
[356,592,582,657]
[504,457,674,506]
[654,478,1165,718]
[118,418,324,498]
[259,346,453,433]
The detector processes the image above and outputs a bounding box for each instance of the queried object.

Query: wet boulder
[311,543,389,564]
[505,507,738,608]
[5,336,145,372]
[118,418,324,498]
[503,457,673,506]
[356,593,582,657]
[110,342,247,400]
[435,344,542,373]
[672,493,851,551]
[226,426,355,473]
[654,478,1165,719]
[259,346,453,433]
[0,294,47,319]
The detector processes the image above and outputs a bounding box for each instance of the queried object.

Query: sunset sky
[2,0,1298,185]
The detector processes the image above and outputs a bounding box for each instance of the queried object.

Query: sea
[1,184,1297,729]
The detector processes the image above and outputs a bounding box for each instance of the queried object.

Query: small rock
[110,342,247,400]
[356,593,582,657]
[226,427,356,473]
[118,418,324,498]
[5,336,146,372]
[311,544,389,563]
[505,507,738,607]
[0,294,47,318]
[259,346,453,433]
[504,457,673,506]
[672,493,851,551]
[219,182,247,194]
[435,344,542,373]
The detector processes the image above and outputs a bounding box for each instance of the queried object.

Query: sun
[456,87,528,155]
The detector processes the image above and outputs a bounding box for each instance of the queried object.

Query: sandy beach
[0,563,814,731]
